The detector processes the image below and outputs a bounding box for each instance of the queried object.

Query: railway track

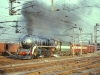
[0,52,100,75]
[0,56,100,75]
[25,56,100,75]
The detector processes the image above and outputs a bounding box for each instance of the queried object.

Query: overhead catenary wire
[57,0,100,23]
[1,0,100,22]
[58,1,100,26]
[0,1,99,38]
[54,1,90,26]
[21,3,74,27]
[55,0,98,41]
[5,0,95,34]
[0,0,97,27]
[10,0,71,24]
[76,0,100,20]
[55,0,100,22]
[7,0,86,26]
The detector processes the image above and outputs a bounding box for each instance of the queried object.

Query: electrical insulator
[9,10,16,15]
[16,30,21,33]
[10,0,16,2]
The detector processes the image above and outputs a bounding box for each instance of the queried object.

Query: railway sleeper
[55,63,100,75]
[68,68,100,75]
[25,59,99,73]
[81,69,100,75]
[26,62,99,75]
[26,65,66,75]
[0,57,99,74]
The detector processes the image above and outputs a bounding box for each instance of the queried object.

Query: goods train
[16,35,95,59]
[0,35,99,59]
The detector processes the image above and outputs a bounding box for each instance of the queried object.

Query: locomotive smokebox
[21,35,33,49]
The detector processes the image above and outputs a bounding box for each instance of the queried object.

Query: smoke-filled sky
[0,0,100,43]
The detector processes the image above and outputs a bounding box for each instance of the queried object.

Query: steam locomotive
[17,35,95,59]
[17,35,61,59]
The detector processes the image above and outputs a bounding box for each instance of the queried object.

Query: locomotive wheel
[2,52,9,56]
[31,55,34,59]
[0,53,2,56]
[33,49,40,59]
[33,52,37,59]
[46,49,51,57]
[44,49,51,58]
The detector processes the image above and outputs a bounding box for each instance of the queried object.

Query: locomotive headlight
[24,38,32,45]
[22,38,32,45]
[26,39,32,43]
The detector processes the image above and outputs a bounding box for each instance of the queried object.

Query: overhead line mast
[9,0,21,15]
[9,0,16,15]
[0,21,21,33]
[51,0,54,12]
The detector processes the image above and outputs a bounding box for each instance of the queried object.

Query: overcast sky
[0,0,100,43]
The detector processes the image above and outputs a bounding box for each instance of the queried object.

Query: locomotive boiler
[17,35,61,59]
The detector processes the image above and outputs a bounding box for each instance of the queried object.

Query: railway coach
[70,44,95,55]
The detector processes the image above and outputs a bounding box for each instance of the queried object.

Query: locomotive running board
[36,46,56,47]
[6,51,14,56]
[5,51,18,58]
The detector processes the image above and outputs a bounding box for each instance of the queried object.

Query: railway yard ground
[0,51,100,75]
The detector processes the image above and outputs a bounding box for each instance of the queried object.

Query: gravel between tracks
[0,51,100,75]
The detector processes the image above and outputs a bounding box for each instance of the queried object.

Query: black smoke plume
[21,0,88,41]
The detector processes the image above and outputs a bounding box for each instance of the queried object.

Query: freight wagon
[0,42,21,56]
[0,42,5,55]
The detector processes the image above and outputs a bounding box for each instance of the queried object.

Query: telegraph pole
[72,24,77,56]
[72,26,74,56]
[91,33,93,44]
[9,0,16,15]
[79,28,82,56]
[51,0,54,12]
[94,23,100,52]
[9,0,21,15]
